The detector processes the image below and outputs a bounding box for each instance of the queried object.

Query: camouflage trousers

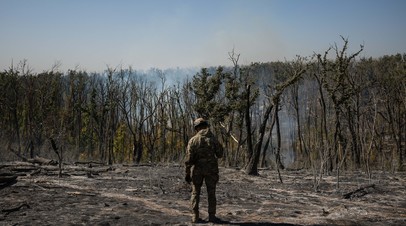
[191,173,219,216]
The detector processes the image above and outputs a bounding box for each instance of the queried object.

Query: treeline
[0,38,405,175]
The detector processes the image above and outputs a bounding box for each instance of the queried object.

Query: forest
[0,38,405,181]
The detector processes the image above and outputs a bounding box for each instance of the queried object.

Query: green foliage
[113,122,130,163]
[225,63,259,114]
[0,48,404,171]
[190,67,231,122]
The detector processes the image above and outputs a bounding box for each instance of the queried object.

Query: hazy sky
[1,0,405,72]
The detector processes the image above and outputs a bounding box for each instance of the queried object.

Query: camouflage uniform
[185,119,223,222]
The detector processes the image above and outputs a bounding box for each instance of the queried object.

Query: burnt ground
[0,162,405,226]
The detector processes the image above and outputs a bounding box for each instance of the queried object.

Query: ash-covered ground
[1,163,405,225]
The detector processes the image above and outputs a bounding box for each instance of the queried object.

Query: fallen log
[343,184,376,199]
[9,166,39,173]
[27,156,58,166]
[10,147,58,166]
[0,173,17,183]
[0,173,18,189]
[28,169,42,176]
[74,161,104,166]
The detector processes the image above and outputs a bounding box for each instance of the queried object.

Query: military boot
[209,214,221,223]
[192,211,200,223]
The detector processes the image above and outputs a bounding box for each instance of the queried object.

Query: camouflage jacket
[185,128,223,176]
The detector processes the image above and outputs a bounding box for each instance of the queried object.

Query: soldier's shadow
[197,219,300,225]
[226,223,300,226]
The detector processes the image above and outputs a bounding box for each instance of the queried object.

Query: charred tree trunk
[275,102,285,171]
[292,86,307,167]
[261,130,272,168]
[134,128,144,164]
[245,100,273,175]
[244,85,254,169]
[50,138,63,178]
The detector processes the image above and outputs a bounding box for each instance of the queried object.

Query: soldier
[185,118,224,223]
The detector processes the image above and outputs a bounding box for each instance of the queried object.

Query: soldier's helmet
[193,118,209,128]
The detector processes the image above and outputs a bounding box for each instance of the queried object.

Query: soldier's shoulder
[189,134,202,143]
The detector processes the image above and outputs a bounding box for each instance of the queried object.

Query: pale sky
[1,0,405,72]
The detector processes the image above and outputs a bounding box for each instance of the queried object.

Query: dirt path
[1,164,405,225]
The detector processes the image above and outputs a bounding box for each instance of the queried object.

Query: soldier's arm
[215,139,224,159]
[185,140,194,175]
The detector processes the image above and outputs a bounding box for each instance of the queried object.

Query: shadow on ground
[195,218,301,226]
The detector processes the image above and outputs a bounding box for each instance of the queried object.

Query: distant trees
[366,54,406,171]
[250,58,307,177]
[187,51,307,177]
[296,39,405,189]
[1,65,23,155]
[0,39,404,177]
[312,37,364,188]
